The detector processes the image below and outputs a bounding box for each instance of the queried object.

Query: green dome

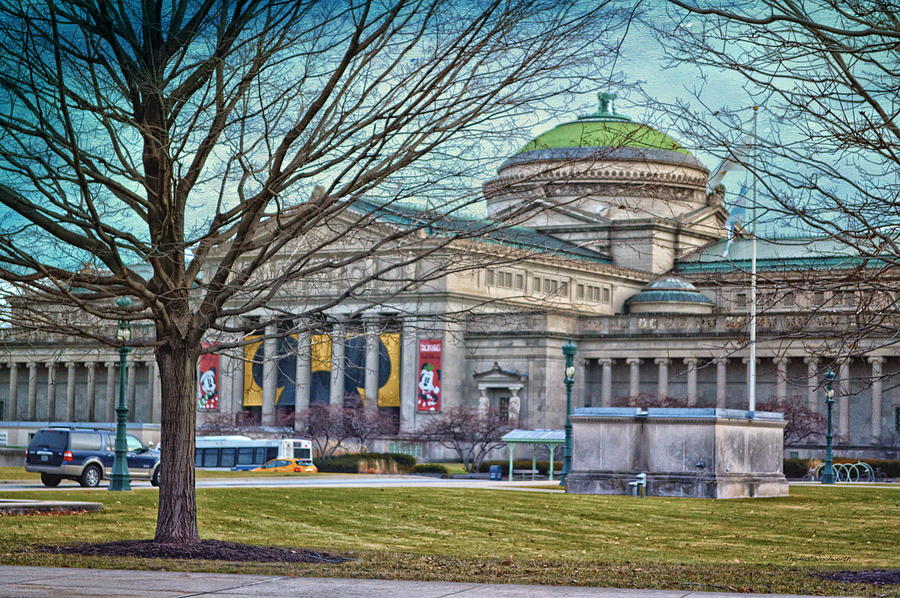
[513,93,691,157]
[517,120,690,156]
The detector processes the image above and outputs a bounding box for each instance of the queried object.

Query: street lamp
[821,368,836,484]
[109,296,132,492]
[560,339,577,487]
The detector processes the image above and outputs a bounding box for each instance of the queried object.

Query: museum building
[0,94,897,460]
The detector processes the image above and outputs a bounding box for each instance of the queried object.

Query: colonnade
[585,354,891,443]
[0,358,161,424]
[253,320,419,429]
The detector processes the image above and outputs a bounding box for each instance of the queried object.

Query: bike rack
[812,461,875,483]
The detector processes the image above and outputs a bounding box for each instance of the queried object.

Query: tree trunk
[154,339,200,544]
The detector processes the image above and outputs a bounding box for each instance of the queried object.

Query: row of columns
[2,359,160,423]
[621,358,702,404]
[257,322,395,427]
[799,356,884,439]
[592,355,888,441]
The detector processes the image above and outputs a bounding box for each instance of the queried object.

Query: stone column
[868,356,883,442]
[838,358,850,440]
[294,331,311,420]
[804,357,818,413]
[46,362,57,421]
[575,358,587,407]
[655,358,670,400]
[329,322,345,406]
[27,361,38,421]
[399,319,418,433]
[508,385,522,426]
[85,362,97,422]
[65,362,77,421]
[7,363,17,420]
[105,361,116,422]
[715,358,728,408]
[685,357,698,406]
[153,360,162,424]
[126,357,137,422]
[626,358,641,399]
[145,360,156,423]
[742,357,758,409]
[774,357,789,400]
[262,324,278,426]
[232,351,245,418]
[217,352,231,416]
[599,358,612,407]
[364,322,380,408]
[26,362,38,420]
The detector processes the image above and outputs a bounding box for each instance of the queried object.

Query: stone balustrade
[577,312,900,337]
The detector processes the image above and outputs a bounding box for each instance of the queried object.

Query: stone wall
[566,407,789,498]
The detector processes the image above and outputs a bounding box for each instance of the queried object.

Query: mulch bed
[42,539,349,564]
[814,569,900,585]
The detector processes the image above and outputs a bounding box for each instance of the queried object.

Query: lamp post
[109,296,132,492]
[560,339,577,487]
[821,368,836,484]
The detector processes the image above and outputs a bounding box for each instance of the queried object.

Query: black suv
[25,427,161,488]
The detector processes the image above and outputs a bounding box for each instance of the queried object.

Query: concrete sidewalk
[0,566,851,598]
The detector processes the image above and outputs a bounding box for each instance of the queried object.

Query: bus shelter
[501,429,565,481]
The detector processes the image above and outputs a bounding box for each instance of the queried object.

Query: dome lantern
[579,92,631,122]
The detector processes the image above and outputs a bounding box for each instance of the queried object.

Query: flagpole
[748,105,759,415]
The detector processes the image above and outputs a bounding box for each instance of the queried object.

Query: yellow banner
[242,336,263,407]
[310,333,332,374]
[376,333,401,407]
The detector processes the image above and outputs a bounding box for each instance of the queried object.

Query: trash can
[488,465,502,481]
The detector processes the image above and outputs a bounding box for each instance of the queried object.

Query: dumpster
[488,465,502,481]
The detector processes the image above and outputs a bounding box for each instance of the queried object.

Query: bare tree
[196,413,254,438]
[0,1,630,543]
[343,400,394,452]
[648,0,900,356]
[292,404,355,459]
[291,400,392,456]
[417,407,510,473]
[868,432,900,461]
[758,395,826,447]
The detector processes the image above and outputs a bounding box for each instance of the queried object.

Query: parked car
[238,458,317,473]
[25,427,161,488]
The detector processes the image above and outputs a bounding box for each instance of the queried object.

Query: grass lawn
[434,462,469,475]
[0,485,896,596]
[0,467,38,481]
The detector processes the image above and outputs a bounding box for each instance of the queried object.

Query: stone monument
[565,408,789,498]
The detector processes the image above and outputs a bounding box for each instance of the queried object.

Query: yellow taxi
[250,458,317,473]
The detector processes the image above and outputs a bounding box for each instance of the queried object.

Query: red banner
[197,353,220,410]
[417,339,442,412]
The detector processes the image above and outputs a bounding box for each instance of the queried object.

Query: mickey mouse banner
[417,339,442,412]
[197,351,220,410]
